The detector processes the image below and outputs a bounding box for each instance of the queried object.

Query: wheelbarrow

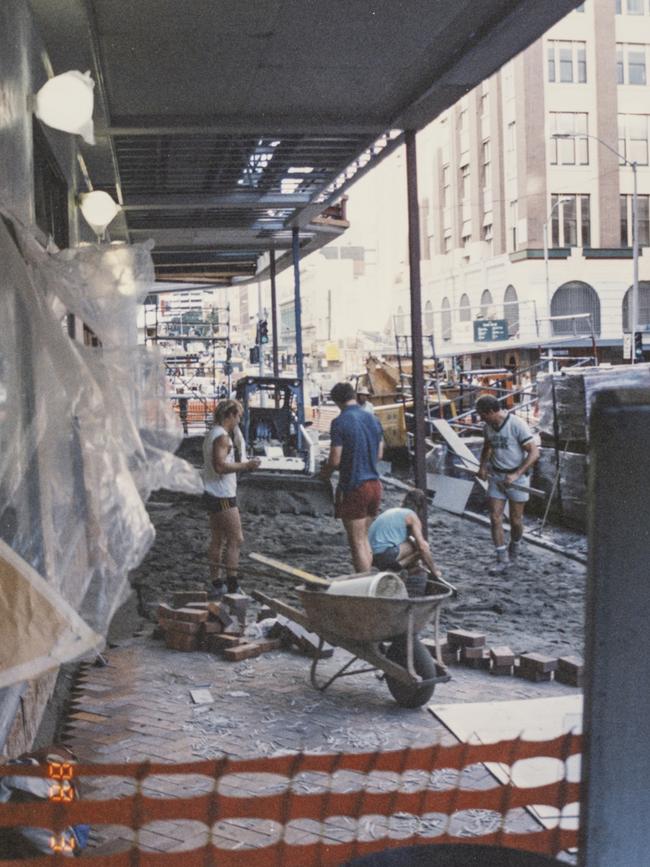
[250,553,455,708]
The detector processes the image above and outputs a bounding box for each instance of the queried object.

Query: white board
[427,473,474,515]
[432,419,488,490]
[429,694,582,830]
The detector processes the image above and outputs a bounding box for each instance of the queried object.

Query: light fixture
[34,70,95,144]
[78,191,120,237]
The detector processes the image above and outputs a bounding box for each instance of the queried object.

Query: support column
[292,227,305,430]
[580,387,650,865]
[405,130,428,533]
[269,248,279,378]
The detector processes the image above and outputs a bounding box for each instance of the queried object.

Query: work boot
[207,581,226,601]
[508,540,521,563]
[488,546,509,576]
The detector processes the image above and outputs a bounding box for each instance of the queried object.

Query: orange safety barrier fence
[0,732,581,866]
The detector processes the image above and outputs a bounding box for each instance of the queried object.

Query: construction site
[1,1,650,865]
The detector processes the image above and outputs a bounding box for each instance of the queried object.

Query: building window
[548,40,587,83]
[424,300,434,334]
[482,223,493,242]
[458,108,467,131]
[618,0,645,13]
[504,285,519,337]
[33,119,69,248]
[551,281,601,335]
[509,201,518,250]
[622,282,650,331]
[480,140,491,187]
[459,294,471,322]
[442,164,450,208]
[480,289,494,317]
[618,114,650,165]
[459,164,470,200]
[394,306,407,336]
[551,194,591,247]
[617,44,648,85]
[441,297,452,341]
[480,93,489,117]
[550,112,589,164]
[620,194,650,246]
[443,232,452,254]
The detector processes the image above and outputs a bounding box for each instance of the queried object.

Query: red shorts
[336,479,382,521]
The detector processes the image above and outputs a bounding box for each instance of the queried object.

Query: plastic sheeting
[537,365,650,442]
[0,212,201,688]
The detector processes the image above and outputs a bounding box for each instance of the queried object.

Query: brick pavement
[60,617,580,856]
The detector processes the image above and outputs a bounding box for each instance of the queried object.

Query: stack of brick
[157,591,282,661]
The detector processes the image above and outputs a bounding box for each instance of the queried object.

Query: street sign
[473,319,509,342]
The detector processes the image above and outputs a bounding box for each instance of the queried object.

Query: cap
[357,386,370,396]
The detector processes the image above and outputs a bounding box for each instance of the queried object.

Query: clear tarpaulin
[0,212,201,685]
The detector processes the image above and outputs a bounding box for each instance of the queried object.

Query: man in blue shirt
[321,381,384,571]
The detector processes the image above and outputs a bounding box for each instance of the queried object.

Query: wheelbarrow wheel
[384,636,437,708]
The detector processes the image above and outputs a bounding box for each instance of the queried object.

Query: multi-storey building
[407,0,650,369]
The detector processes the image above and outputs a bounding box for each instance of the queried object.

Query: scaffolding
[143,295,233,432]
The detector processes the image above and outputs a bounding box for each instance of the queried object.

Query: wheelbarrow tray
[296,586,448,643]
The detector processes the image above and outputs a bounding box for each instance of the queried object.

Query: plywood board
[427,473,474,515]
[432,418,487,490]
[429,695,582,830]
[0,539,101,688]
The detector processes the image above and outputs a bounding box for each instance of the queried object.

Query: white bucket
[326,571,408,598]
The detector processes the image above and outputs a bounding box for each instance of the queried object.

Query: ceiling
[30,0,582,285]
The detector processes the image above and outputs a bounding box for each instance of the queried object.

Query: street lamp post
[543,196,572,340]
[552,132,639,363]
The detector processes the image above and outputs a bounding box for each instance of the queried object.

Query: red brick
[223,643,262,662]
[556,656,584,687]
[207,601,223,619]
[204,634,241,654]
[172,591,207,608]
[157,603,174,623]
[185,601,209,611]
[173,607,208,624]
[201,621,223,635]
[519,653,558,674]
[461,647,491,669]
[491,664,514,677]
[447,629,486,649]
[253,638,283,654]
[164,631,199,652]
[165,620,200,635]
[490,646,515,667]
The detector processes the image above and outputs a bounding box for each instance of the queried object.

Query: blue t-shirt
[330,404,383,493]
[368,508,415,554]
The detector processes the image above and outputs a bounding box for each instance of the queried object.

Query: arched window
[503,285,519,336]
[441,297,452,341]
[459,293,471,322]
[424,300,434,334]
[551,281,601,335]
[622,282,650,332]
[480,289,493,317]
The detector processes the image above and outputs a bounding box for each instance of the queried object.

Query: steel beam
[405,130,428,530]
[292,227,305,433]
[121,192,311,210]
[270,249,279,379]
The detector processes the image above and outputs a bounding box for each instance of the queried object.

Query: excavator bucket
[237,472,334,517]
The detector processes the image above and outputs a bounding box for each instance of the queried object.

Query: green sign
[473,319,509,342]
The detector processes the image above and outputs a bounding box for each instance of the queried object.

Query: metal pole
[543,221,550,341]
[269,248,279,378]
[257,279,264,378]
[405,130,428,527]
[631,161,639,364]
[292,226,305,432]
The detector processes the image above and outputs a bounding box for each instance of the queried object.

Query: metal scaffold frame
[143,293,233,432]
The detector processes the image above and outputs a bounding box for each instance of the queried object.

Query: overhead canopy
[30,0,582,285]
